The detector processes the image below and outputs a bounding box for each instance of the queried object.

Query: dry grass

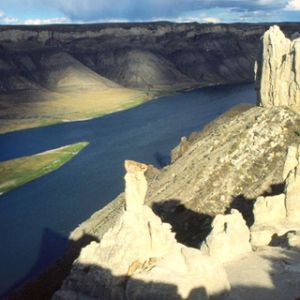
[0,87,150,133]
[0,142,88,194]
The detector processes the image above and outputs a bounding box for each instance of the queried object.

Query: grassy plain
[0,87,151,134]
[0,142,88,194]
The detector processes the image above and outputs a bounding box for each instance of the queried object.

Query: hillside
[1,22,300,91]
[0,22,300,133]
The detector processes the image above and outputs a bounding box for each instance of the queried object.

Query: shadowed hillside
[1,22,300,92]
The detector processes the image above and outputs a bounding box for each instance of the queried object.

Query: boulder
[201,209,251,264]
[171,136,190,162]
[250,144,300,247]
[74,160,177,278]
[250,194,287,247]
[256,25,300,107]
[250,229,274,248]
[252,194,286,226]
[287,231,300,247]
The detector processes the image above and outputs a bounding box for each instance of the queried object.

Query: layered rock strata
[256,25,300,107]
[0,23,299,92]
[70,105,300,251]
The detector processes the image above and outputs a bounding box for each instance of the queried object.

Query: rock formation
[146,106,300,226]
[252,194,286,226]
[0,23,299,93]
[285,146,300,223]
[171,136,190,162]
[53,160,230,300]
[124,160,148,211]
[251,145,300,247]
[256,25,300,107]
[71,104,300,251]
[201,209,252,264]
[6,24,300,300]
[282,145,299,180]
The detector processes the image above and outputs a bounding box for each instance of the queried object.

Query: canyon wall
[0,22,299,92]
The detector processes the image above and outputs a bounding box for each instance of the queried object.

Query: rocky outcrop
[53,160,230,300]
[251,145,300,247]
[146,106,300,231]
[282,145,299,180]
[252,194,286,226]
[256,25,300,107]
[285,147,300,223]
[55,144,300,298]
[171,136,191,162]
[201,209,251,264]
[69,105,300,251]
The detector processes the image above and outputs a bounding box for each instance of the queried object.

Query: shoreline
[0,80,254,136]
[0,142,89,195]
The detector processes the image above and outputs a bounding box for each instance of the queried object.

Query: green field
[0,142,89,194]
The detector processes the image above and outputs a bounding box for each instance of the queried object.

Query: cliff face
[0,22,299,92]
[256,25,300,107]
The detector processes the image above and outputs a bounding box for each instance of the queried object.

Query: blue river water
[0,83,256,297]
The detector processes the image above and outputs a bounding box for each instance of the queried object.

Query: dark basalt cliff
[0,22,300,92]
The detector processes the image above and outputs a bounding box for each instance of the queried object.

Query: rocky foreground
[54,149,300,299]
[48,26,300,300]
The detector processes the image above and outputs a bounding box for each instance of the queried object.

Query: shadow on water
[153,152,171,167]
[2,229,99,300]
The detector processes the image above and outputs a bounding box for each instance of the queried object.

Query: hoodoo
[256,25,300,107]
[53,160,230,300]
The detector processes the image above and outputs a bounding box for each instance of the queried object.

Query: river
[0,83,256,297]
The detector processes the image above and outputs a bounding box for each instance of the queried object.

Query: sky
[0,0,299,25]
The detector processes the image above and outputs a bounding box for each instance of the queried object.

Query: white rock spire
[256,25,300,107]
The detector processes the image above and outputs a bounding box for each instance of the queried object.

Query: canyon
[2,24,300,300]
[50,26,300,300]
[0,22,299,92]
[0,22,300,133]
